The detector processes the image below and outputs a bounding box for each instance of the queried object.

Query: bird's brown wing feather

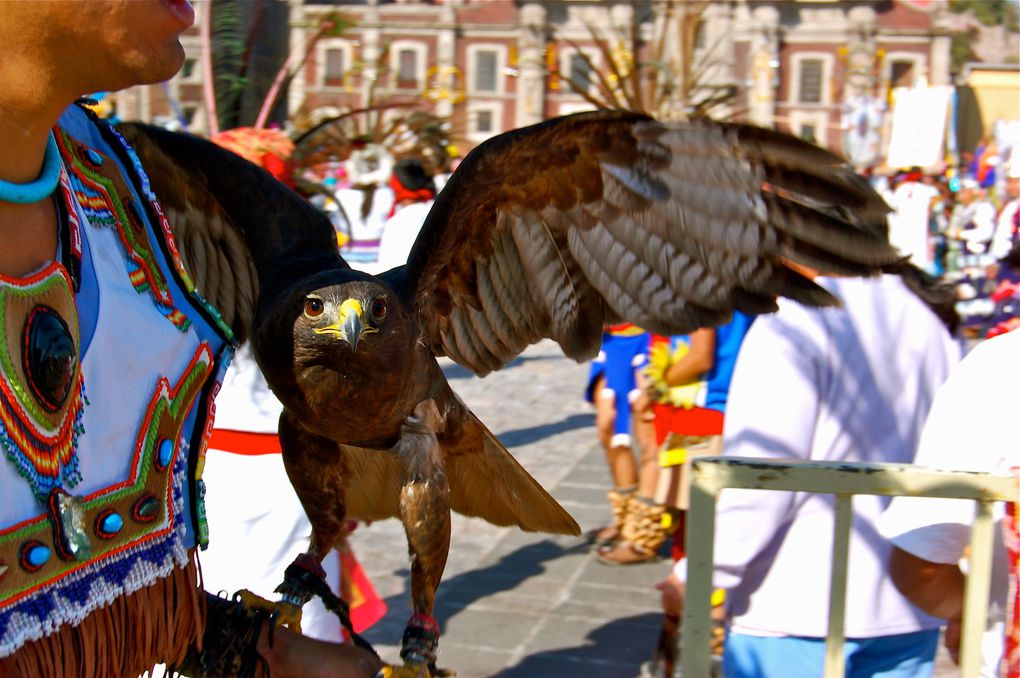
[340,419,579,536]
[117,123,343,344]
[402,110,899,376]
[444,413,580,535]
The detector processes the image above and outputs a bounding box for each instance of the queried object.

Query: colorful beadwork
[54,130,191,333]
[0,106,235,661]
[0,343,214,644]
[103,123,238,344]
[56,163,83,290]
[0,265,85,501]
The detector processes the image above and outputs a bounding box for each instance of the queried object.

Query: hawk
[120,109,899,672]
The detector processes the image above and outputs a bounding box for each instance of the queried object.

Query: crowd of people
[879,143,1020,339]
[585,149,1020,676]
[304,144,450,276]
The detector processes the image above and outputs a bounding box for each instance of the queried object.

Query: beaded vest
[0,105,234,657]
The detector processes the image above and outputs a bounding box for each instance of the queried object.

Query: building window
[177,39,202,83]
[467,102,501,141]
[568,53,593,94]
[890,60,915,88]
[474,50,498,92]
[798,59,823,104]
[325,48,345,88]
[560,49,600,97]
[389,41,426,92]
[799,124,817,143]
[317,39,353,89]
[476,110,493,133]
[397,49,418,90]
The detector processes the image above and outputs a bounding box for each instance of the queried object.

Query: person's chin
[110,42,186,89]
[148,48,188,85]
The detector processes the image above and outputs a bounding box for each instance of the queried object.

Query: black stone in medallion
[22,304,76,412]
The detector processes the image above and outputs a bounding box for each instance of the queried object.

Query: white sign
[886,85,953,169]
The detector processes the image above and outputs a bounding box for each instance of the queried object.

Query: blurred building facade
[114,0,961,163]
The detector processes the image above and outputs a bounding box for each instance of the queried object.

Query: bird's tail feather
[446,414,581,536]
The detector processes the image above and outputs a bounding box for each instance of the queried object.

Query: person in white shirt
[951,179,999,259]
[881,329,1019,678]
[887,169,941,273]
[990,154,1020,261]
[658,268,961,677]
[375,159,436,272]
[335,143,395,273]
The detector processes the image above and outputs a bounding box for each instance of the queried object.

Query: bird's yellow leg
[396,411,451,671]
[233,589,304,631]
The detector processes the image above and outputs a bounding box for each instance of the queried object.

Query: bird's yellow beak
[313,298,376,351]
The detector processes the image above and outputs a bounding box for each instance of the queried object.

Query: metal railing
[682,456,1016,678]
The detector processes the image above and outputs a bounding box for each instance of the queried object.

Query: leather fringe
[0,554,205,678]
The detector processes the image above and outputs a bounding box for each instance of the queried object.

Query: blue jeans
[723,628,939,678]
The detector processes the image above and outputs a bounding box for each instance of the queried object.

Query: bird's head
[291,278,411,368]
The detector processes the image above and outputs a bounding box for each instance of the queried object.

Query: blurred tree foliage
[204,0,348,131]
[552,0,734,121]
[948,0,1019,74]
[949,0,1020,28]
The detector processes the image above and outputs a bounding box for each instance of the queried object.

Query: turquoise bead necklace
[0,132,61,203]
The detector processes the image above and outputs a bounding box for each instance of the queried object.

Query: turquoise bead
[157,438,175,470]
[85,148,104,166]
[133,495,160,521]
[98,511,123,537]
[24,543,51,569]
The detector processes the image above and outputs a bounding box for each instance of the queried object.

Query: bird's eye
[371,297,388,322]
[304,298,325,318]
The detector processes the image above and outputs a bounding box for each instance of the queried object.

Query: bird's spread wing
[401,110,900,376]
[444,412,580,536]
[340,418,579,536]
[117,123,344,344]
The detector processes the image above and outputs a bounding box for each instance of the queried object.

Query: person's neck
[0,63,74,277]
[0,60,77,184]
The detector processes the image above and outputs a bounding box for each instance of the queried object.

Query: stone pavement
[348,339,961,678]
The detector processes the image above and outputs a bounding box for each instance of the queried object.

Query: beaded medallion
[0,264,85,501]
